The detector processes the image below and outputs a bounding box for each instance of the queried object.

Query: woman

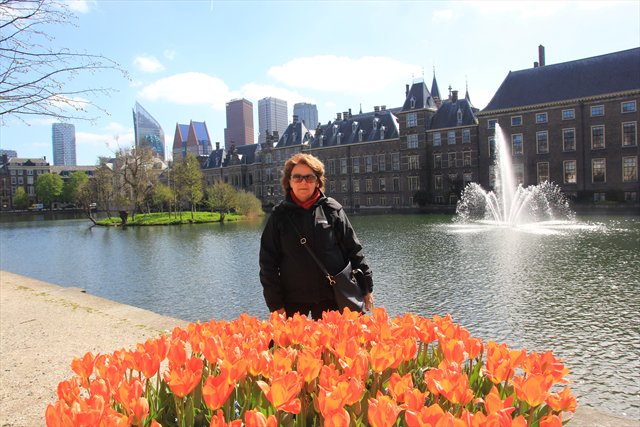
[259,153,374,319]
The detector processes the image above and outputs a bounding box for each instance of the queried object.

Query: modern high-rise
[224,98,254,149]
[293,102,318,131]
[51,123,76,166]
[132,101,166,160]
[258,97,288,145]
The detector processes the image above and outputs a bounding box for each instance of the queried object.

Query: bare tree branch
[0,0,129,122]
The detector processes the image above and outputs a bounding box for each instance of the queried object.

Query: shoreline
[0,270,637,426]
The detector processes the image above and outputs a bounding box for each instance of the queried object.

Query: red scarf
[291,188,321,210]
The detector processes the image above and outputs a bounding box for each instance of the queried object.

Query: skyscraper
[258,97,288,145]
[132,102,166,160]
[293,103,318,131]
[224,98,254,150]
[51,123,76,166]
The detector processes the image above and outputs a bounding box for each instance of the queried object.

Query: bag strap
[286,214,336,286]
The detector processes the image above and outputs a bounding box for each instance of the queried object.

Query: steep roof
[190,121,210,142]
[401,80,436,112]
[309,108,400,148]
[172,123,190,150]
[431,73,441,101]
[483,47,640,112]
[276,120,313,148]
[429,97,478,129]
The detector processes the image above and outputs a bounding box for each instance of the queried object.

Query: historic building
[0,155,50,210]
[172,120,213,161]
[477,47,639,203]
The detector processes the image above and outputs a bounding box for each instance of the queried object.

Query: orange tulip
[367,392,403,427]
[56,377,81,405]
[539,414,563,427]
[323,407,350,427]
[297,349,323,383]
[71,352,95,387]
[512,373,552,407]
[441,338,466,365]
[209,410,243,427]
[546,386,577,413]
[167,338,188,369]
[484,341,526,384]
[243,409,277,427]
[114,378,144,415]
[388,372,413,402]
[404,402,445,427]
[370,342,402,373]
[163,356,203,398]
[256,371,302,414]
[522,350,570,384]
[403,388,428,413]
[203,373,235,411]
[424,366,473,405]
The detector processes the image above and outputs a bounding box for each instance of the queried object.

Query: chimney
[292,114,298,123]
[405,84,410,97]
[451,90,458,102]
[215,142,220,150]
[538,45,545,67]
[348,108,352,118]
[381,105,386,111]
[343,111,349,121]
[534,61,539,68]
[374,106,380,112]
[336,112,342,121]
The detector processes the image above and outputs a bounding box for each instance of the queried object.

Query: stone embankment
[0,271,637,426]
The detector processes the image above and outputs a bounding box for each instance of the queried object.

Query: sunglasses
[290,174,318,183]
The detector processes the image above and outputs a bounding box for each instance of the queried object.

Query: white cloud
[137,72,232,110]
[133,55,165,73]
[65,0,91,13]
[76,123,134,153]
[268,56,422,94]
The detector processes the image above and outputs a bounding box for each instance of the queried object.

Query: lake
[0,212,638,418]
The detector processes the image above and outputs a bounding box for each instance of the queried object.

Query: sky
[1,0,639,165]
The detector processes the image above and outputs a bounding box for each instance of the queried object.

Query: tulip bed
[46,308,576,426]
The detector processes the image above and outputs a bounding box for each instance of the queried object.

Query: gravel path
[0,270,636,426]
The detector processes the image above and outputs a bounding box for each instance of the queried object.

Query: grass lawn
[96,211,244,226]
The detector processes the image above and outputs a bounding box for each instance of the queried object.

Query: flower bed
[46,308,576,426]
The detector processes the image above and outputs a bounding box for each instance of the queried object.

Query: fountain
[455,124,574,228]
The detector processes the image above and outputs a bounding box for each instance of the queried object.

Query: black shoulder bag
[286,210,365,313]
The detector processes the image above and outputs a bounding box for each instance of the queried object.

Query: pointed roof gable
[401,80,436,112]
[431,72,441,101]
[172,123,190,150]
[483,47,640,112]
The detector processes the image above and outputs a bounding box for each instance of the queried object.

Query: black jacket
[259,192,373,312]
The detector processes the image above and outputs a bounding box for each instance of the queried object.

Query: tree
[63,171,96,223]
[234,190,263,219]
[116,147,159,219]
[205,181,237,222]
[0,0,128,122]
[12,186,29,210]
[151,182,174,213]
[62,170,87,203]
[93,165,114,218]
[35,172,63,208]
[172,153,203,220]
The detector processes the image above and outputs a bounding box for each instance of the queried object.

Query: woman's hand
[364,292,374,311]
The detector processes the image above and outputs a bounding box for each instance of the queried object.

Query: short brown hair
[280,153,326,193]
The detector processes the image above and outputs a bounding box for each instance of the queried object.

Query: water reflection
[0,214,638,418]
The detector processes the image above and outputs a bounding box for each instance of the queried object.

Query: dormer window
[333,124,339,136]
[319,135,325,146]
[380,126,386,140]
[337,132,342,145]
[283,134,288,145]
[410,96,416,109]
[358,129,364,142]
[352,121,358,133]
[456,108,463,126]
[292,132,297,143]
[373,118,379,131]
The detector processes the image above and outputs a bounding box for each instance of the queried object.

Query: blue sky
[1,0,639,165]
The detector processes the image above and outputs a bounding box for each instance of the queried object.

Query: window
[407,134,418,149]
[622,100,637,113]
[380,126,386,140]
[536,131,549,154]
[487,119,497,129]
[462,129,470,144]
[488,136,496,157]
[352,157,360,174]
[352,179,360,192]
[10,176,16,185]
[563,128,576,151]
[358,129,364,142]
[434,153,442,168]
[448,152,456,168]
[593,192,606,202]
[537,162,549,183]
[408,176,419,191]
[378,154,385,171]
[365,179,372,192]
[624,192,637,202]
[340,158,348,175]
[590,105,604,117]
[393,177,400,191]
[17,176,23,185]
[327,159,335,175]
[463,173,472,186]
[27,170,33,176]
[407,113,417,128]
[336,133,342,145]
[365,155,373,172]
[622,122,637,146]
[379,178,386,192]
[392,153,400,171]
[591,125,605,149]
[623,157,637,182]
[27,176,33,185]
[463,151,471,166]
[352,122,358,133]
[380,196,386,206]
[340,180,348,193]
[366,197,373,206]
[562,109,575,120]
[434,175,442,190]
[535,112,548,123]
[433,133,441,146]
[512,134,523,155]
[408,155,419,170]
[592,158,606,183]
[447,131,456,145]
[410,97,416,109]
[511,116,522,126]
